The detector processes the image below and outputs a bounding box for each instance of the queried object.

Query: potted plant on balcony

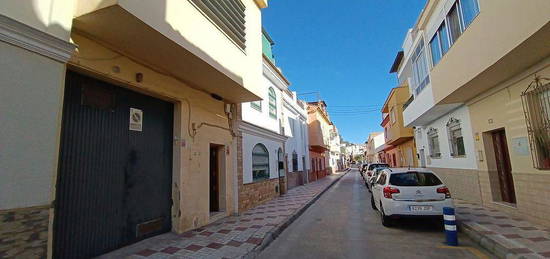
[535,128,550,169]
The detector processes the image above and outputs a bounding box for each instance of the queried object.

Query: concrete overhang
[73,2,260,103]
[435,22,550,104]
[403,102,462,127]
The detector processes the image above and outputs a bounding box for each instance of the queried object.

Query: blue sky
[262,1,427,144]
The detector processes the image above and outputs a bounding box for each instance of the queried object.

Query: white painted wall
[242,132,283,184]
[241,73,280,133]
[283,102,309,172]
[403,82,435,126]
[0,41,66,209]
[373,133,385,150]
[415,105,478,169]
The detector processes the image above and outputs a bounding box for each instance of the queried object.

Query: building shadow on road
[389,218,445,233]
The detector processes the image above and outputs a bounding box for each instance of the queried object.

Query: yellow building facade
[0,0,268,257]
[381,86,418,168]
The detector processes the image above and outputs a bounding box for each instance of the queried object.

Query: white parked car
[365,163,389,184]
[371,168,454,227]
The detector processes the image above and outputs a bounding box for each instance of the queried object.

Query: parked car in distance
[367,167,387,191]
[371,168,453,227]
[360,163,369,174]
[365,163,389,182]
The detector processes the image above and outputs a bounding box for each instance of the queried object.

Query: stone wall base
[428,167,483,204]
[478,170,550,227]
[287,171,305,189]
[430,167,550,227]
[0,205,49,258]
[238,178,280,213]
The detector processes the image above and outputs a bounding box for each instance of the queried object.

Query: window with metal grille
[292,152,298,171]
[427,128,441,158]
[447,118,466,157]
[190,0,246,50]
[521,78,550,170]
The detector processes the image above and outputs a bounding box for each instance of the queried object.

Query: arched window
[252,144,270,181]
[268,87,277,119]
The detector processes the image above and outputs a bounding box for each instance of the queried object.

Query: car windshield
[389,172,442,186]
[368,164,389,170]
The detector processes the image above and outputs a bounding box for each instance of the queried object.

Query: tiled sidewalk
[100,172,346,259]
[455,200,550,259]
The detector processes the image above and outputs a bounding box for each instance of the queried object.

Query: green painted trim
[251,101,262,111]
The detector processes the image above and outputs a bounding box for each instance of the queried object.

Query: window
[250,101,261,111]
[427,128,441,158]
[411,40,430,95]
[429,35,442,66]
[292,151,298,171]
[252,144,269,181]
[438,23,450,55]
[390,107,396,124]
[447,118,466,157]
[429,0,479,66]
[447,4,462,44]
[460,0,480,28]
[189,0,246,49]
[311,158,316,171]
[521,80,550,169]
[268,87,277,119]
[429,22,449,66]
[389,172,443,186]
[377,173,387,185]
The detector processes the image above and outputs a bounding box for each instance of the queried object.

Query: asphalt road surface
[259,169,492,259]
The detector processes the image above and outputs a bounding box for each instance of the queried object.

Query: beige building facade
[307,101,332,181]
[0,0,268,257]
[401,0,550,226]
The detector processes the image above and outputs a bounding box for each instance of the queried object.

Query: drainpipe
[229,104,240,215]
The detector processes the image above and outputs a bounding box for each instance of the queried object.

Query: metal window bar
[521,77,550,170]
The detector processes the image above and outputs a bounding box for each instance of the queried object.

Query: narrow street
[259,169,491,259]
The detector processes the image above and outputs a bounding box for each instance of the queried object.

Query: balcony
[73,0,267,103]
[429,0,550,105]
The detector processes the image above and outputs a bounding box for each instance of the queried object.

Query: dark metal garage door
[53,71,174,258]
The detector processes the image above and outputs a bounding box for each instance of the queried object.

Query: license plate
[410,205,433,211]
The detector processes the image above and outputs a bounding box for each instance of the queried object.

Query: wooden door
[491,129,516,204]
[209,145,219,212]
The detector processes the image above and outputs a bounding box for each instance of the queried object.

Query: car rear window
[368,164,389,170]
[389,172,442,186]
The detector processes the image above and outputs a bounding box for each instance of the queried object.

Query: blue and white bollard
[443,207,458,246]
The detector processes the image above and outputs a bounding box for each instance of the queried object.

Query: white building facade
[282,89,310,188]
[398,0,481,203]
[366,132,385,163]
[238,30,311,211]
[329,125,343,172]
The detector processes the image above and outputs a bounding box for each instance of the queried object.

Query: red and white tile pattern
[456,200,550,258]
[99,173,344,259]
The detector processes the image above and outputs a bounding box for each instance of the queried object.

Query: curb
[458,219,515,259]
[243,171,349,259]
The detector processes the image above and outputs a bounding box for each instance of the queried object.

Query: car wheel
[379,203,393,227]
[371,196,377,210]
